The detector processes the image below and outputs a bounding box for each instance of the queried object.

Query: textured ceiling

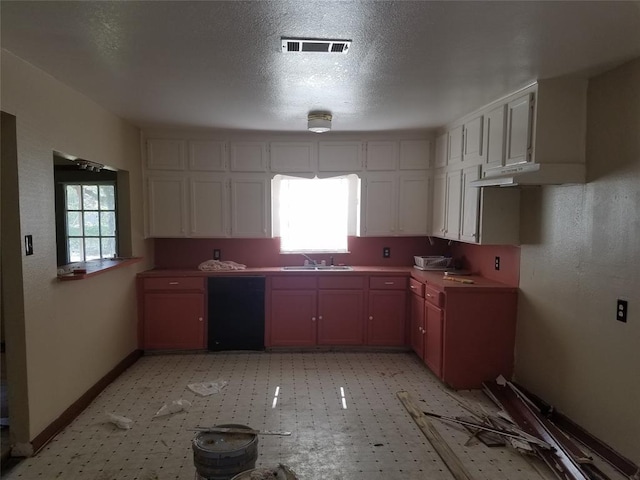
[2,1,640,132]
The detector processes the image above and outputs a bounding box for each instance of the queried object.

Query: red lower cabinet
[424,302,444,378]
[143,292,205,350]
[317,290,364,345]
[270,290,318,346]
[141,277,206,350]
[367,290,406,346]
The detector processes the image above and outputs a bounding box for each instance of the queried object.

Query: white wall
[516,58,640,463]
[1,49,152,447]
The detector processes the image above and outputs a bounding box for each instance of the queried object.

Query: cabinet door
[147,176,188,237]
[431,172,447,237]
[270,290,317,346]
[462,115,483,164]
[398,173,430,236]
[318,290,364,345]
[189,140,226,171]
[230,176,269,237]
[444,170,462,240]
[146,139,186,170]
[505,93,534,166]
[459,166,481,243]
[143,293,205,349]
[435,133,448,168]
[484,105,506,171]
[447,126,463,166]
[399,140,430,170]
[424,302,444,378]
[367,290,406,346]
[410,292,425,359]
[270,142,316,173]
[318,141,363,172]
[366,141,398,171]
[190,176,228,237]
[361,174,397,236]
[230,142,268,172]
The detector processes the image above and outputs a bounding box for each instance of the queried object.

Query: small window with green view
[64,183,117,262]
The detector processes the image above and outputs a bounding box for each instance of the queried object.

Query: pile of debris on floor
[398,375,639,480]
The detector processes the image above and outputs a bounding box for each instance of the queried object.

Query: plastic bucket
[192,424,258,480]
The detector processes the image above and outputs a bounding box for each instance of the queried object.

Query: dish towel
[198,259,247,271]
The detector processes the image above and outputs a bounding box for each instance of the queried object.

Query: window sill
[57,257,143,281]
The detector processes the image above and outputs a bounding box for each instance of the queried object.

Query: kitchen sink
[281,265,353,271]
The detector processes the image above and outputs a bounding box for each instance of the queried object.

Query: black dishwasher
[207,276,265,351]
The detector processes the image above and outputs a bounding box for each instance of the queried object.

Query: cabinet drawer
[272,276,317,290]
[424,285,444,307]
[408,278,424,297]
[143,277,204,291]
[369,276,407,290]
[318,276,365,290]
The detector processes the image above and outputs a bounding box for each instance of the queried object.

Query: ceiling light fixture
[76,159,104,172]
[308,112,332,133]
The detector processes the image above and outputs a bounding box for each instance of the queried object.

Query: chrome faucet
[301,253,317,266]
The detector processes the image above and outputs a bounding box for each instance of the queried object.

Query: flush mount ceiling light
[308,112,332,133]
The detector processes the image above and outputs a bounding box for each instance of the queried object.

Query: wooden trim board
[397,391,475,480]
[30,349,142,454]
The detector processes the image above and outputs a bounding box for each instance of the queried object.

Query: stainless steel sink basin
[281,265,353,271]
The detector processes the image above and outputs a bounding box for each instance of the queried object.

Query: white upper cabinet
[189,175,228,237]
[459,166,481,243]
[399,140,431,170]
[230,176,270,237]
[147,175,188,237]
[462,115,484,165]
[318,141,363,172]
[398,173,430,235]
[361,172,430,236]
[230,142,268,172]
[435,133,448,168]
[431,172,447,237]
[188,140,226,171]
[147,139,186,170]
[505,92,534,166]
[484,104,506,171]
[366,141,398,171]
[361,174,397,236]
[447,126,463,166]
[270,142,316,173]
[444,169,462,240]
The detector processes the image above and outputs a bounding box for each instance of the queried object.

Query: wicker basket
[414,256,453,269]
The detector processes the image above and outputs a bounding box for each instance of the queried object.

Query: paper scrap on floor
[154,399,192,418]
[187,379,228,396]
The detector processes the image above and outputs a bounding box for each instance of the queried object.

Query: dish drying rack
[413,256,453,271]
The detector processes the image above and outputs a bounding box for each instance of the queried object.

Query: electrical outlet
[616,299,628,323]
[25,235,34,256]
[213,249,221,260]
[494,256,500,271]
[383,247,391,258]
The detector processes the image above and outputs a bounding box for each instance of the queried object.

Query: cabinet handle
[426,293,432,298]
[318,315,323,320]
[369,316,373,320]
[311,317,316,322]
[410,285,416,289]
[384,281,394,285]
[169,281,179,285]
[198,317,203,322]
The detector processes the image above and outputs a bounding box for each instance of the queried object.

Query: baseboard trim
[30,349,142,455]
[514,382,639,478]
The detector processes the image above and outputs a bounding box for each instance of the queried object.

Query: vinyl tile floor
[0,352,611,480]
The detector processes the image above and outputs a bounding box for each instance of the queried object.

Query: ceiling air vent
[281,37,351,54]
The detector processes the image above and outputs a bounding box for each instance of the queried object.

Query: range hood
[469,162,586,187]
